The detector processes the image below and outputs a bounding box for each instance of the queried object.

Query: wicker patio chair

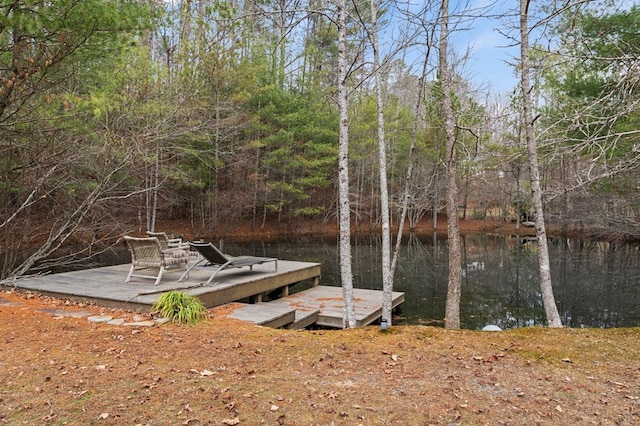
[147,231,198,259]
[124,236,189,285]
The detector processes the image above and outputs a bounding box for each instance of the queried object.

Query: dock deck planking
[2,260,321,312]
[228,303,321,329]
[2,260,405,329]
[227,303,297,328]
[264,286,405,328]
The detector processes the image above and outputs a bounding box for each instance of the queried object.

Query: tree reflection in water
[228,234,640,330]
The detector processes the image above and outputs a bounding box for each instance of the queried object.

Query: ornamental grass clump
[151,291,208,324]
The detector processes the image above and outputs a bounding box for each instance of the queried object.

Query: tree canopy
[1,0,639,282]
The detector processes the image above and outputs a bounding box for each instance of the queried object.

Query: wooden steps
[222,286,405,329]
[227,303,296,328]
[227,303,319,329]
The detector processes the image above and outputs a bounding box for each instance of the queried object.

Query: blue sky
[455,2,520,95]
[387,0,521,96]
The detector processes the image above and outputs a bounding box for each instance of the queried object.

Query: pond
[220,233,640,330]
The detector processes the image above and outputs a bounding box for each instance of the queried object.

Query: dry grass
[1,290,638,425]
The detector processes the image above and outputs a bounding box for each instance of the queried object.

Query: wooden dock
[228,286,405,328]
[1,259,404,329]
[1,261,320,311]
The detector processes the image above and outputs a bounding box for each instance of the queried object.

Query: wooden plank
[265,286,404,328]
[227,303,295,328]
[288,309,320,329]
[2,261,322,312]
[185,263,322,308]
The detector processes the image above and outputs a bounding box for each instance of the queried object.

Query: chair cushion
[163,248,188,259]
[162,256,188,266]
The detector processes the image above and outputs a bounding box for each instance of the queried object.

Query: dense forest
[1,0,638,281]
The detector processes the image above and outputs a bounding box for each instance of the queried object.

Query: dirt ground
[1,290,638,425]
[1,218,638,425]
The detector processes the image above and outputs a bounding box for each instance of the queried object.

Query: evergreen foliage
[543,6,640,159]
[2,0,640,280]
[539,3,640,219]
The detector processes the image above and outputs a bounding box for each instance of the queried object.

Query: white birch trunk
[150,149,159,233]
[520,0,562,328]
[440,0,463,330]
[337,0,356,329]
[368,0,393,326]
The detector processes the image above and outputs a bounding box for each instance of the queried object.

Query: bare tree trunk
[278,0,287,89]
[368,0,393,326]
[145,163,151,231]
[440,0,462,330]
[432,167,439,229]
[519,0,562,328]
[337,0,356,329]
[213,89,221,229]
[252,146,261,232]
[150,149,159,232]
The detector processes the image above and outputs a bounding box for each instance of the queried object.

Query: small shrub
[151,291,208,324]
[472,209,486,220]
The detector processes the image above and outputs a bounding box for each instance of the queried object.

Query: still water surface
[221,233,640,330]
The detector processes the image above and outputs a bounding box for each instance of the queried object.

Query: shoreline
[154,217,589,245]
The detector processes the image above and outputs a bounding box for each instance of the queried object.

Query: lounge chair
[124,236,189,285]
[179,242,277,285]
